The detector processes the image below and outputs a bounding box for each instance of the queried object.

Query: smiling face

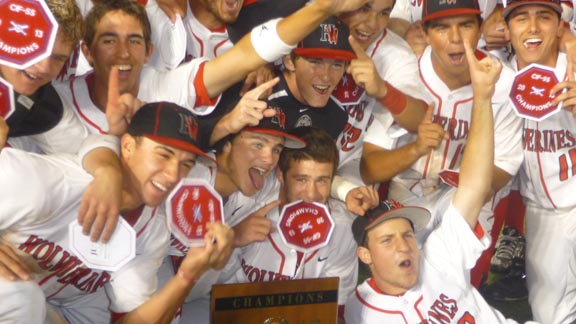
[358,217,419,295]
[339,0,394,50]
[0,31,74,96]
[425,14,481,88]
[278,159,333,205]
[219,130,285,197]
[283,56,347,108]
[82,10,153,98]
[122,136,197,208]
[199,0,244,24]
[506,4,563,69]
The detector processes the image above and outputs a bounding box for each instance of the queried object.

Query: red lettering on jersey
[17,235,110,294]
[345,102,366,122]
[340,123,362,152]
[523,128,576,153]
[427,294,459,323]
[439,294,458,317]
[559,148,576,181]
[434,116,469,141]
[457,311,475,324]
[241,258,291,283]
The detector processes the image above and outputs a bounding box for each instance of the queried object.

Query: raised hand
[414,103,447,157]
[345,185,379,216]
[463,38,502,101]
[314,0,370,15]
[232,201,280,248]
[106,67,144,136]
[239,64,276,97]
[346,36,387,99]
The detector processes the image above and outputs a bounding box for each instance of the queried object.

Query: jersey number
[457,311,475,324]
[558,148,576,181]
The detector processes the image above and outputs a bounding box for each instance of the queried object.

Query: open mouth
[248,167,267,190]
[448,53,465,65]
[353,29,373,43]
[312,84,330,95]
[23,70,40,81]
[399,259,412,269]
[151,180,168,192]
[222,0,240,14]
[523,38,542,49]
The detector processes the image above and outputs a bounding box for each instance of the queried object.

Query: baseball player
[61,0,369,135]
[504,1,576,323]
[219,127,378,322]
[158,98,307,324]
[345,37,524,324]
[361,0,523,243]
[0,100,234,324]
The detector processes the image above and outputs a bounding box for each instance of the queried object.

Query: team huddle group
[0,0,574,323]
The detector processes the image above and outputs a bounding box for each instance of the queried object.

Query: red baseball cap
[293,16,355,61]
[422,0,483,23]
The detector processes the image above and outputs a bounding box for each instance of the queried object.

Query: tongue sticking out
[249,168,265,190]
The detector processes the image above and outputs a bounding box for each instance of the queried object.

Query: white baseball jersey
[332,29,426,185]
[368,46,522,198]
[345,204,516,324]
[0,148,170,319]
[54,58,220,135]
[147,1,233,71]
[512,53,576,209]
[219,193,358,306]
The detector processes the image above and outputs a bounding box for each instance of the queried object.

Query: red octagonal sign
[166,179,224,247]
[0,77,15,119]
[278,200,334,253]
[510,63,562,121]
[0,0,58,69]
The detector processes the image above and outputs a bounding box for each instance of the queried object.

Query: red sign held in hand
[278,200,334,253]
[509,63,562,121]
[167,179,224,247]
[0,0,58,69]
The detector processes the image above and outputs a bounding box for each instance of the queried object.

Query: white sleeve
[423,204,490,287]
[77,134,120,167]
[139,61,221,116]
[146,2,187,71]
[390,0,411,21]
[27,103,89,154]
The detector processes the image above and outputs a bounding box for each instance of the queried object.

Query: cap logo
[320,23,339,45]
[178,113,198,140]
[440,0,458,5]
[269,105,287,129]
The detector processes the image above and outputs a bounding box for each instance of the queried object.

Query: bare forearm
[117,274,195,324]
[82,148,121,177]
[361,143,425,184]
[390,97,427,133]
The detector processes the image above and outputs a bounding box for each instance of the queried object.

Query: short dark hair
[278,127,339,177]
[422,14,483,32]
[84,0,152,52]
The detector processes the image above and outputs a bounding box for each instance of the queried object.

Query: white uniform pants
[525,203,576,324]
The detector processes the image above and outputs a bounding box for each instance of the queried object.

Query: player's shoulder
[371,29,415,58]
[328,199,355,225]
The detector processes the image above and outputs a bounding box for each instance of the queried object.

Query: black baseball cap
[243,101,307,149]
[127,101,215,166]
[421,0,483,22]
[293,16,355,61]
[502,0,562,18]
[352,200,431,246]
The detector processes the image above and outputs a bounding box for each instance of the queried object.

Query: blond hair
[46,0,84,45]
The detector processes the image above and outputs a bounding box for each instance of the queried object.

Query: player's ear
[80,41,94,67]
[282,55,296,72]
[357,246,372,265]
[276,167,284,184]
[121,134,137,159]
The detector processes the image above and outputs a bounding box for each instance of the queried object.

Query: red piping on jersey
[192,32,205,57]
[414,295,426,321]
[304,250,319,264]
[534,123,558,208]
[355,288,409,323]
[269,234,286,275]
[213,38,230,57]
[442,97,473,170]
[70,74,107,135]
[369,30,388,58]
[193,62,219,107]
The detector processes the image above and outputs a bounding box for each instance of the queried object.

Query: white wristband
[250,18,295,63]
[331,175,359,202]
